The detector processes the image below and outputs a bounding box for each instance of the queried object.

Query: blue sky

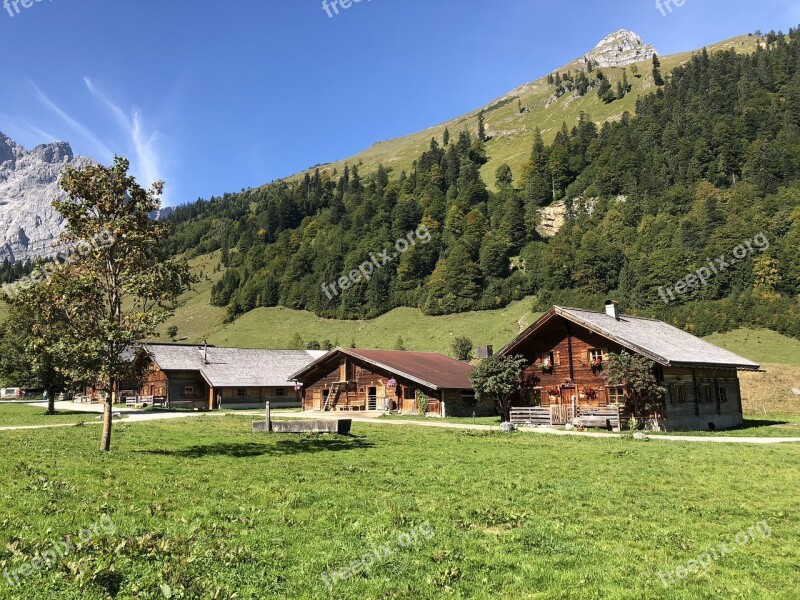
[1,0,798,206]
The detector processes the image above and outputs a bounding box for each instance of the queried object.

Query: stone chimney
[477,345,494,359]
[605,300,620,320]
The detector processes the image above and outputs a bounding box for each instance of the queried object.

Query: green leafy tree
[0,298,73,414]
[166,325,179,341]
[480,232,511,278]
[469,354,527,422]
[495,164,513,189]
[451,336,474,361]
[17,157,191,451]
[604,352,667,420]
[597,74,613,102]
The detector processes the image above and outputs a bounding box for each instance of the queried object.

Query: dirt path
[4,404,800,444]
[0,402,224,432]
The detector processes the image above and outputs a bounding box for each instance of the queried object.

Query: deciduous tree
[604,352,666,422]
[469,354,527,422]
[19,157,191,451]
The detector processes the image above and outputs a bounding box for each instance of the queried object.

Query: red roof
[290,348,474,391]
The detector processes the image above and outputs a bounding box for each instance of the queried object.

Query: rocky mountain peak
[0,132,25,168]
[582,29,657,68]
[0,133,92,264]
[29,140,74,164]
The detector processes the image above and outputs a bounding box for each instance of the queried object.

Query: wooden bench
[336,400,367,412]
[574,406,630,431]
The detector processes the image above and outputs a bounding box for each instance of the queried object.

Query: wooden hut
[290,348,484,417]
[141,344,326,410]
[500,303,760,431]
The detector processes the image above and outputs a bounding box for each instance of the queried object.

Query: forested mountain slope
[166,27,800,340]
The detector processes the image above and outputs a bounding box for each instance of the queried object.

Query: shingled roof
[290,348,474,391]
[144,344,327,388]
[501,307,760,370]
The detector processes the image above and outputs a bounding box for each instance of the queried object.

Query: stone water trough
[252,402,352,435]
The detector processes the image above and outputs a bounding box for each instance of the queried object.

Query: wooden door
[367,387,377,410]
[561,388,578,406]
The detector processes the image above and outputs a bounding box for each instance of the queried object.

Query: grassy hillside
[205,301,539,352]
[705,329,800,366]
[286,33,760,190]
[161,253,540,351]
[162,253,800,365]
[157,251,227,343]
[740,364,800,415]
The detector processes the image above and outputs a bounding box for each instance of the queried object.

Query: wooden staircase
[323,382,347,411]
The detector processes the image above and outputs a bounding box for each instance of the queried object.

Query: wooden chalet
[290,348,484,417]
[501,302,760,431]
[140,344,326,410]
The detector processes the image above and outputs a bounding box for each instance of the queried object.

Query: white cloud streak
[83,77,164,192]
[28,79,114,161]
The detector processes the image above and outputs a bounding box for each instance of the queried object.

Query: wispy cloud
[0,114,58,146]
[22,120,58,144]
[28,79,114,161]
[83,77,164,191]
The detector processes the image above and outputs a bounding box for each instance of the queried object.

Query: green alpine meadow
[2,3,800,599]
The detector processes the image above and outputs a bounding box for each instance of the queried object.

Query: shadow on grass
[732,419,791,430]
[43,410,97,417]
[137,434,374,458]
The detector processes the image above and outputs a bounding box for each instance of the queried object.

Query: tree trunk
[46,389,55,415]
[100,397,113,452]
[100,382,118,452]
[500,396,511,423]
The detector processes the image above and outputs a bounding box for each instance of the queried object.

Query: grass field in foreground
[0,416,797,599]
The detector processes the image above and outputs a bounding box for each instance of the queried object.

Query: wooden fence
[511,405,631,431]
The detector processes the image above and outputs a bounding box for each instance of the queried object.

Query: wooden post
[266,401,272,432]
